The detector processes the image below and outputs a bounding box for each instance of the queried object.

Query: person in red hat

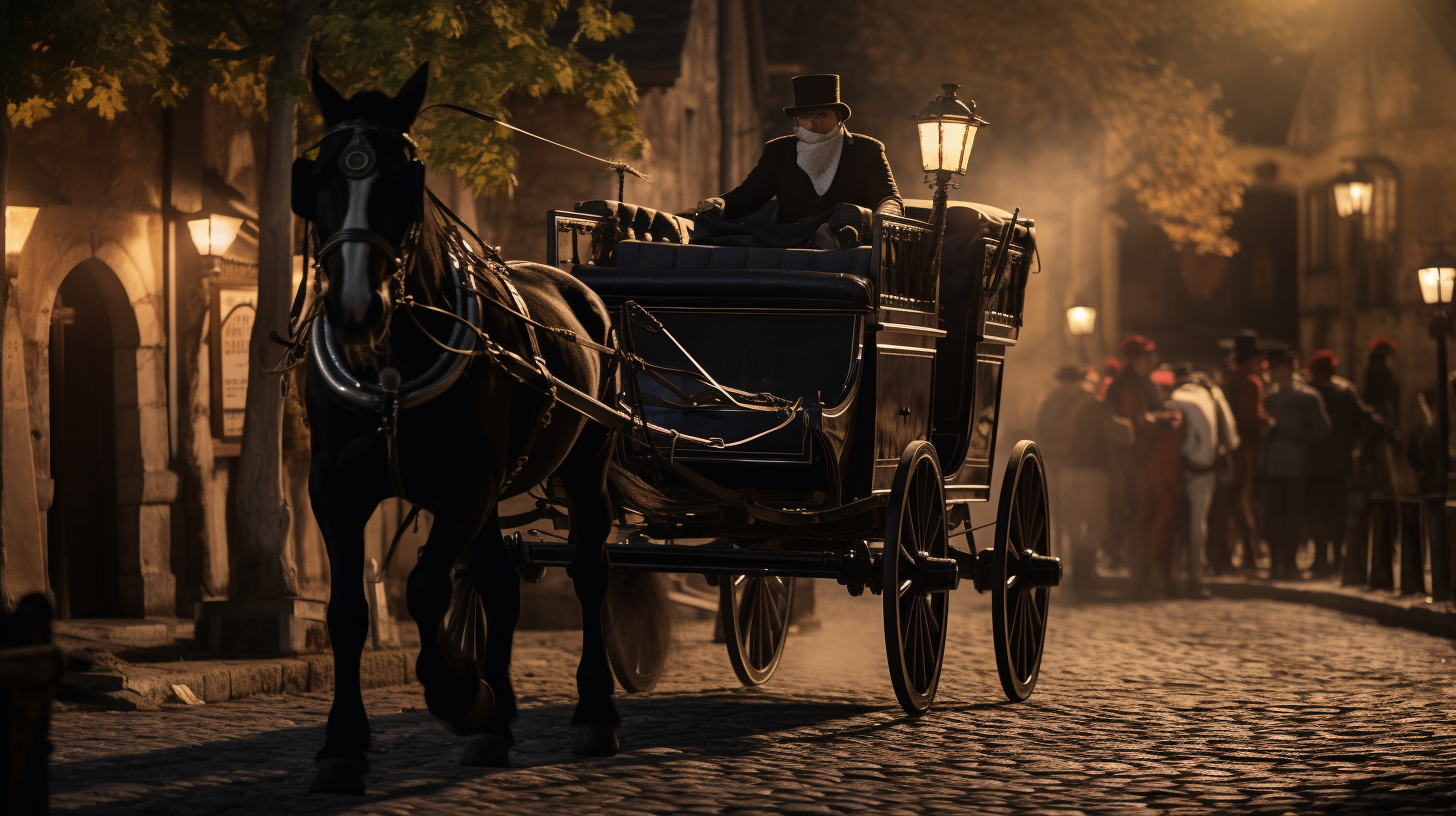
[1305,350,1385,577]
[1104,335,1183,595]
[1361,337,1401,495]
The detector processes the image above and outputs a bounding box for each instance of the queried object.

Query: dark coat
[1263,381,1332,480]
[720,132,902,223]
[1307,375,1382,479]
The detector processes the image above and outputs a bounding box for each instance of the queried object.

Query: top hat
[1218,329,1282,363]
[1266,347,1299,369]
[784,75,852,121]
[1053,364,1086,382]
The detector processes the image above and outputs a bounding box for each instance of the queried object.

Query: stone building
[1286,0,1456,444]
[0,0,766,636]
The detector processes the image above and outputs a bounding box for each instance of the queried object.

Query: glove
[695,197,725,216]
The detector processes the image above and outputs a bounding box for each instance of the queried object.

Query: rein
[284,112,809,575]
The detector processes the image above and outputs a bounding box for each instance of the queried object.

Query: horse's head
[294,62,429,347]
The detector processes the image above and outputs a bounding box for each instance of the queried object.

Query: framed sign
[209,285,257,443]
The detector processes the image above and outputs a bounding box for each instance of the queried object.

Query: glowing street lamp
[4,206,40,263]
[1332,168,1374,218]
[1418,249,1456,306]
[912,83,988,287]
[1066,306,1098,336]
[187,213,245,258]
[5,155,70,272]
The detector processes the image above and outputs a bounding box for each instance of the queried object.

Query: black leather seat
[614,240,874,275]
[572,266,875,311]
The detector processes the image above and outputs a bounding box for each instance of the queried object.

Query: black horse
[295,63,664,795]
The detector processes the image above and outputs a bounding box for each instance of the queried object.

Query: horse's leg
[557,426,620,756]
[309,477,381,795]
[460,509,521,767]
[407,502,496,734]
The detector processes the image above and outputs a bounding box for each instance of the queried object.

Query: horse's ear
[312,61,349,124]
[392,63,429,129]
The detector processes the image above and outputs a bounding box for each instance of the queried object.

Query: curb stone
[1206,577,1456,639]
[63,648,418,710]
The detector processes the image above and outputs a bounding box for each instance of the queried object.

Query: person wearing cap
[1104,335,1182,595]
[1305,350,1384,577]
[1035,364,1117,596]
[1263,349,1332,580]
[1361,337,1401,496]
[1207,331,1272,574]
[1171,366,1239,596]
[697,74,902,237]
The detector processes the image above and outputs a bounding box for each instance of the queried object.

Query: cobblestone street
[50,586,1456,815]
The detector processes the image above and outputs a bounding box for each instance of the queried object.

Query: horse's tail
[605,456,667,516]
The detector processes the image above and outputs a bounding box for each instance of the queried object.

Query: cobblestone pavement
[51,585,1456,815]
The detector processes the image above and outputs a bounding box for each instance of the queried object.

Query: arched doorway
[49,268,119,618]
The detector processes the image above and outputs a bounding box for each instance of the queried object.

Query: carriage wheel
[882,440,951,717]
[720,574,796,686]
[604,570,669,693]
[992,440,1055,703]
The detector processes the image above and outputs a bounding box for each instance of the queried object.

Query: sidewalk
[1205,576,1456,639]
[53,618,418,711]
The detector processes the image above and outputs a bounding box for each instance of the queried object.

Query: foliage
[766,0,1330,256]
[2,0,178,127]
[168,0,646,194]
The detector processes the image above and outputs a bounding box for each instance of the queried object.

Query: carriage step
[505,536,876,586]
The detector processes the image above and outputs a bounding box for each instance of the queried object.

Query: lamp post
[912,84,987,276]
[1067,305,1097,364]
[1419,248,1456,600]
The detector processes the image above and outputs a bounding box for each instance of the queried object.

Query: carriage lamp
[1066,306,1097,336]
[187,213,245,258]
[1332,168,1374,218]
[912,84,986,177]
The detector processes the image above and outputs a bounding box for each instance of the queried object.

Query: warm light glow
[188,214,244,257]
[917,119,978,174]
[1066,306,1098,336]
[5,206,40,258]
[1332,175,1374,218]
[1418,252,1456,305]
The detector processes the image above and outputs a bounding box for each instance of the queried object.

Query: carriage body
[524,198,1056,714]
[547,201,1031,533]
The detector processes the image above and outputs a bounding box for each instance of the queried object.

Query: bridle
[293,119,481,415]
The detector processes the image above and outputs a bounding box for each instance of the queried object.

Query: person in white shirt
[1171,365,1239,597]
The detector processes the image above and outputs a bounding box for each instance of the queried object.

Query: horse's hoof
[572,722,620,757]
[309,756,368,795]
[461,732,514,767]
[443,680,496,736]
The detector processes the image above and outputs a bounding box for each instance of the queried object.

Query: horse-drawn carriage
[295,67,1058,791]
[507,197,1059,715]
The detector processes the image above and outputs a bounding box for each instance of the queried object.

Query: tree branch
[172,41,270,62]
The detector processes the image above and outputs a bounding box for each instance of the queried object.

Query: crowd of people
[1036,330,1407,599]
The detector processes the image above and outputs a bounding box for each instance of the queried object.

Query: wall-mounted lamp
[187,213,245,258]
[1066,306,1097,336]
[5,156,70,272]
[1332,167,1374,218]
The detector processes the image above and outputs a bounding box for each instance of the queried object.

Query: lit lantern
[4,206,40,261]
[1418,248,1456,305]
[187,213,245,258]
[1066,306,1097,336]
[1332,169,1374,218]
[912,84,987,176]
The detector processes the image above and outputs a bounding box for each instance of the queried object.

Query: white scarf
[795,124,845,196]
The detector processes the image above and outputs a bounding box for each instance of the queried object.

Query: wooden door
[48,272,118,618]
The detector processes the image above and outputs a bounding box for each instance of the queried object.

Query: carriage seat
[572,265,875,312]
[613,240,874,276]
